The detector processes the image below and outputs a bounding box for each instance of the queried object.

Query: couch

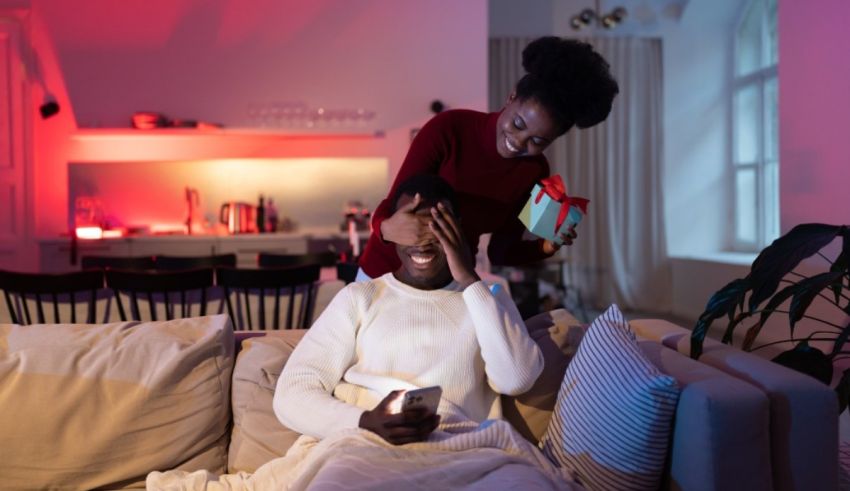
[0,310,838,490]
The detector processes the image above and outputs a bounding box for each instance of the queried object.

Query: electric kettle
[220,202,257,234]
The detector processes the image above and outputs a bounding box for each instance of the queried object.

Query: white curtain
[489,37,671,313]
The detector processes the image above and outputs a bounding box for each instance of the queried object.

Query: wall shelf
[69,128,389,162]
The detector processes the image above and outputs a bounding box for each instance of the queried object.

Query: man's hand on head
[358,390,441,445]
[429,202,480,289]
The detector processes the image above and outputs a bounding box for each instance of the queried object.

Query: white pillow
[540,305,680,491]
[0,315,233,490]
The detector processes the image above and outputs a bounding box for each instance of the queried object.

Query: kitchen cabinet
[39,233,313,272]
[39,239,133,273]
[215,235,308,268]
[37,228,370,272]
[128,236,218,259]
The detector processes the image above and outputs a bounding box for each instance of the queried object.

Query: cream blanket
[147,420,580,491]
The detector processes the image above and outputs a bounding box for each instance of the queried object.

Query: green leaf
[831,320,850,358]
[691,278,749,359]
[722,312,750,345]
[752,282,799,341]
[748,224,841,312]
[831,230,850,305]
[771,342,833,385]
[835,368,850,415]
[830,257,847,301]
[742,322,762,351]
[788,271,845,333]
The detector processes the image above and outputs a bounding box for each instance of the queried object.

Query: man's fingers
[377,390,405,411]
[430,207,457,245]
[429,221,449,246]
[436,202,463,240]
[385,424,423,440]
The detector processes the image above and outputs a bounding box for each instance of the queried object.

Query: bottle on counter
[256,195,266,233]
[266,198,279,233]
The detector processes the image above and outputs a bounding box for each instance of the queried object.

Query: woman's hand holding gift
[542,225,578,255]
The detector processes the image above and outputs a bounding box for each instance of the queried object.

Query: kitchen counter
[37,228,369,244]
[38,228,370,273]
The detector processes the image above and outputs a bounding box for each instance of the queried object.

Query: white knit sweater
[273,273,544,440]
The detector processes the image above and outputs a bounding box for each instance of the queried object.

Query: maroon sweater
[359,109,551,278]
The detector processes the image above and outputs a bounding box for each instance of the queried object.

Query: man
[147,176,573,490]
[273,174,544,444]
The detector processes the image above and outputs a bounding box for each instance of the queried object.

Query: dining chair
[336,262,359,284]
[154,253,237,271]
[257,251,337,268]
[104,268,217,321]
[216,264,320,330]
[0,269,106,324]
[81,255,155,271]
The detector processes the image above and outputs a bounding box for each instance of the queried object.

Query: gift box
[518,175,589,244]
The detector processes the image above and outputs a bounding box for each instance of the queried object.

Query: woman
[358,36,619,279]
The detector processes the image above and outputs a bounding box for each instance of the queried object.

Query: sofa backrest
[632,318,839,491]
[639,339,772,490]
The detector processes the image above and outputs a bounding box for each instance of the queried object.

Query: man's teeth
[411,255,434,264]
[505,137,520,153]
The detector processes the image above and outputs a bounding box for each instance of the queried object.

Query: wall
[69,158,388,233]
[489,0,554,37]
[13,0,488,242]
[661,0,740,257]
[779,0,850,231]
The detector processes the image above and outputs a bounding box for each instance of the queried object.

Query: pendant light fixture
[570,0,628,30]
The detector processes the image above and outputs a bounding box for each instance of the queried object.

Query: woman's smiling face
[496,93,562,159]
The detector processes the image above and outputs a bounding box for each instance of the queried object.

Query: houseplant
[690,223,850,412]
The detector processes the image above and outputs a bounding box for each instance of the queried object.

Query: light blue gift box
[518,183,585,244]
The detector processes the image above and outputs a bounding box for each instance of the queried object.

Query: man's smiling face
[393,193,453,290]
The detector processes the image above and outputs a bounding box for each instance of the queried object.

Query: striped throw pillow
[540,304,680,491]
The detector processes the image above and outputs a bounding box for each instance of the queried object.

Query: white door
[0,13,31,271]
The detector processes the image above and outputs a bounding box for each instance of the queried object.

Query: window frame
[731,0,778,252]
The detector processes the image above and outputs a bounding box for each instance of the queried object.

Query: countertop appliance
[220,202,257,234]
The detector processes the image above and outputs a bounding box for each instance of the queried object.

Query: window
[732,0,778,250]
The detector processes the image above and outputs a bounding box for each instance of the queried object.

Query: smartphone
[401,386,442,415]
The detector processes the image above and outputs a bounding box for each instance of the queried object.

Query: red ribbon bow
[534,175,589,235]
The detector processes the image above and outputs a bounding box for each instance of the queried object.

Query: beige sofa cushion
[229,330,308,473]
[0,314,233,490]
[502,308,585,444]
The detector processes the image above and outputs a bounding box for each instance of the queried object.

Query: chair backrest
[336,262,359,284]
[104,268,216,321]
[0,269,105,324]
[154,253,237,271]
[81,255,155,271]
[216,264,320,330]
[257,251,337,268]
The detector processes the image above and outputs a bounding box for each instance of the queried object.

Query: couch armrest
[639,340,772,491]
[633,319,839,491]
